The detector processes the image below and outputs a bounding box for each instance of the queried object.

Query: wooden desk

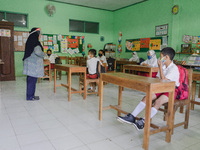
[191,71,200,109]
[54,64,87,101]
[116,60,137,72]
[123,65,159,77]
[99,73,175,150]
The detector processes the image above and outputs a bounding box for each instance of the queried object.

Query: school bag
[107,57,115,71]
[175,65,188,100]
[96,61,106,78]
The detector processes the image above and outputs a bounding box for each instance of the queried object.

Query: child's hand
[157,59,162,67]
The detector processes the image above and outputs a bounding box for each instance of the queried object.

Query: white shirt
[44,54,58,64]
[87,57,100,74]
[97,55,108,66]
[156,62,180,87]
[129,56,139,63]
[141,57,158,67]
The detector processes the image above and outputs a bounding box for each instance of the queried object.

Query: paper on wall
[23,38,27,43]
[192,36,198,44]
[53,35,57,41]
[54,44,59,52]
[162,36,168,46]
[18,36,22,41]
[22,33,28,37]
[53,40,57,44]
[14,35,17,41]
[18,41,23,46]
[44,42,48,46]
[67,48,74,55]
[48,42,52,46]
[73,48,79,53]
[58,34,62,41]
[44,35,48,41]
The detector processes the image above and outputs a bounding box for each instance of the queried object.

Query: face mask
[147,56,151,60]
[87,55,90,59]
[161,56,166,64]
[47,54,51,56]
[99,54,102,57]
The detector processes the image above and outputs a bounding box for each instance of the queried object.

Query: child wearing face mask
[117,47,180,131]
[97,50,108,66]
[138,50,158,78]
[129,52,139,63]
[44,49,58,70]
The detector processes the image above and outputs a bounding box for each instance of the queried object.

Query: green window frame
[69,19,99,34]
[0,11,28,28]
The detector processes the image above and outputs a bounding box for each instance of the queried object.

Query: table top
[192,71,200,80]
[54,64,86,72]
[116,60,137,64]
[101,72,175,93]
[124,64,159,71]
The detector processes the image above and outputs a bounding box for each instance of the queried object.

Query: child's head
[89,49,96,58]
[147,50,155,60]
[47,49,52,56]
[160,47,175,65]
[98,50,104,57]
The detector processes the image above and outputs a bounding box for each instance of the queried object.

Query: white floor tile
[21,140,55,150]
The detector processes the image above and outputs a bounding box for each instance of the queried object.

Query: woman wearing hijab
[139,50,158,78]
[23,28,45,100]
[129,52,139,63]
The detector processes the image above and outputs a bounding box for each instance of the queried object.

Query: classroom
[0,0,200,149]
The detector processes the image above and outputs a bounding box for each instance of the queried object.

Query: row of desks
[53,64,174,150]
[53,63,200,150]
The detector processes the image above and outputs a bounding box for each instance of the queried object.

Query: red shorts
[138,72,157,78]
[44,64,54,70]
[87,74,98,79]
[155,90,178,100]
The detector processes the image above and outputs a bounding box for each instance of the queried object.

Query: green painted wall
[0,0,114,76]
[1,0,200,76]
[113,0,174,60]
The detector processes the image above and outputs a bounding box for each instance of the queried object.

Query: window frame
[69,19,99,34]
[0,11,28,28]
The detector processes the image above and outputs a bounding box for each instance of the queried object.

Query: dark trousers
[26,76,38,100]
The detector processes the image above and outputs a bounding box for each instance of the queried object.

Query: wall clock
[172,5,179,15]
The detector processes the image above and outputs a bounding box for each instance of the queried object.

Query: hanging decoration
[117,32,122,56]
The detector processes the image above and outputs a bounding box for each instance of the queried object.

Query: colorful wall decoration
[125,36,167,52]
[40,34,84,55]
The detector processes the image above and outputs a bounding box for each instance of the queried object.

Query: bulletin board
[14,31,85,55]
[125,36,168,52]
[14,31,29,52]
[40,34,84,55]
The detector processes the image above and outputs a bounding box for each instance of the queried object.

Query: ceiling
[48,0,147,11]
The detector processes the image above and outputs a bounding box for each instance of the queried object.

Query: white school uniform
[129,52,139,63]
[87,57,101,74]
[156,62,180,87]
[44,54,58,64]
[97,55,108,66]
[140,50,158,67]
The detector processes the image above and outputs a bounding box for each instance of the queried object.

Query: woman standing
[23,28,45,100]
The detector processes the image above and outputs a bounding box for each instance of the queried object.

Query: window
[85,22,99,34]
[69,19,99,34]
[69,20,84,32]
[0,12,4,20]
[0,11,28,27]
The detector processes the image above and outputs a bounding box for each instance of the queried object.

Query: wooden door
[0,21,15,81]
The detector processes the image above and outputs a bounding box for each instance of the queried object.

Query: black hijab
[22,28,43,61]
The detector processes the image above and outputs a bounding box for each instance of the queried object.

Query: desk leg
[166,91,174,143]
[83,71,87,100]
[143,85,152,150]
[54,68,56,93]
[68,70,71,102]
[149,71,152,78]
[122,68,125,91]
[99,75,103,121]
[118,86,122,116]
[191,81,196,110]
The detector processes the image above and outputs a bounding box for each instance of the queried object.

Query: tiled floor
[0,75,200,150]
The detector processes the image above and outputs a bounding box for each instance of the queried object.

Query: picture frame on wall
[155,24,168,36]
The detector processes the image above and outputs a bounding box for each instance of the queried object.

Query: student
[129,52,139,63]
[117,47,180,130]
[44,49,58,70]
[87,50,91,60]
[139,50,158,77]
[141,50,158,67]
[87,49,101,92]
[97,50,108,65]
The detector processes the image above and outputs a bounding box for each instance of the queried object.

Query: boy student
[44,49,58,70]
[87,49,101,92]
[117,47,180,130]
[97,50,108,65]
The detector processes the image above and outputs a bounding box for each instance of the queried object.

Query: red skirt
[138,72,157,78]
[44,64,55,70]
[87,74,98,79]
